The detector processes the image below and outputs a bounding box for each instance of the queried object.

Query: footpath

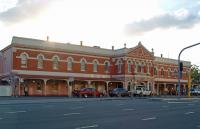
[0,96,200,105]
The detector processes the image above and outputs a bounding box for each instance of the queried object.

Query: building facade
[0,36,191,96]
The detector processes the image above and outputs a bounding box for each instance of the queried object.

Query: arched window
[127,60,132,73]
[20,53,28,68]
[104,61,110,73]
[117,60,122,73]
[80,59,86,71]
[52,56,59,70]
[37,54,44,69]
[93,60,98,72]
[154,67,158,75]
[67,57,73,71]
[168,68,171,77]
[141,62,145,73]
[174,69,178,78]
[161,68,165,77]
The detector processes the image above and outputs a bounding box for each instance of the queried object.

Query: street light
[178,42,200,96]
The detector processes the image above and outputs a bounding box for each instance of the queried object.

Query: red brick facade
[0,37,191,96]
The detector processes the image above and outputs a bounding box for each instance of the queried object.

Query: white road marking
[118,104,125,106]
[75,124,98,129]
[167,101,192,104]
[0,118,3,120]
[123,108,135,111]
[184,112,194,115]
[71,106,84,110]
[162,105,168,108]
[6,111,27,114]
[142,117,157,121]
[187,103,195,106]
[197,125,200,128]
[64,113,81,116]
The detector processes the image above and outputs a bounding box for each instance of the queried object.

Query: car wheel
[84,94,88,98]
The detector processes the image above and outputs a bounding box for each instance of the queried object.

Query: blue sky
[0,0,200,66]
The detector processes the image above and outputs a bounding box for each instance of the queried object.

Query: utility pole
[178,43,200,96]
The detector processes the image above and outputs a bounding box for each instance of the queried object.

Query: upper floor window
[37,54,44,69]
[154,67,158,75]
[141,62,145,73]
[117,60,122,73]
[161,68,165,77]
[168,68,171,77]
[67,57,73,71]
[93,60,98,72]
[52,56,59,70]
[20,53,28,68]
[128,60,132,73]
[174,69,178,78]
[104,61,110,73]
[80,59,86,71]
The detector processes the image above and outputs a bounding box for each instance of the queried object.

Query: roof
[155,57,191,66]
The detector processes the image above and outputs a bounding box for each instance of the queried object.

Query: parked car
[132,85,152,96]
[79,88,101,98]
[190,88,200,96]
[109,88,130,97]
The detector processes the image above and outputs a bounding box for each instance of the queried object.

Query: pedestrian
[24,86,28,96]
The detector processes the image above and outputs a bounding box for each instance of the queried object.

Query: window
[104,61,110,73]
[174,69,178,78]
[37,55,44,69]
[161,68,165,77]
[117,60,122,73]
[20,53,28,68]
[154,67,158,75]
[141,62,145,73]
[80,59,86,71]
[168,68,171,77]
[52,56,59,70]
[67,57,73,71]
[93,60,98,72]
[128,61,132,73]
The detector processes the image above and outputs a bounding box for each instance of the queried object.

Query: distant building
[0,36,191,96]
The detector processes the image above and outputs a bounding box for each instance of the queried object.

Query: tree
[191,64,200,85]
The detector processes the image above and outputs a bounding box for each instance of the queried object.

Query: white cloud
[126,1,200,35]
[0,0,52,25]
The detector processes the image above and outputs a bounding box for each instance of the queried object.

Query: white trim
[15,47,110,59]
[12,70,111,78]
[154,78,187,83]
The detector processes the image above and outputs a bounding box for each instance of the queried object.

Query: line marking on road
[64,113,81,116]
[0,118,3,120]
[162,105,168,108]
[184,112,194,115]
[71,106,84,110]
[187,103,195,106]
[197,125,200,128]
[6,111,27,114]
[75,124,98,129]
[142,117,157,121]
[167,101,192,104]
[123,108,135,111]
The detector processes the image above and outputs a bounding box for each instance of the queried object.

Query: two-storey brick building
[0,36,191,96]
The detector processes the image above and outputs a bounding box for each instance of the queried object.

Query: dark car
[109,88,130,97]
[79,88,101,98]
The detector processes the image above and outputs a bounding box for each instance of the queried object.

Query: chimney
[151,48,154,55]
[124,43,126,48]
[80,41,83,46]
[112,46,114,50]
[47,36,49,42]
[161,54,163,58]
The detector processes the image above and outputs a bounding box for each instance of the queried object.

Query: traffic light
[179,62,183,71]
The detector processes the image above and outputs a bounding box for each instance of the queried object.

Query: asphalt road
[0,97,200,129]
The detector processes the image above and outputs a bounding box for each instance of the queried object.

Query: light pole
[178,43,200,96]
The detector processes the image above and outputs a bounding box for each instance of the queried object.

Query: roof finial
[124,43,126,48]
[47,36,49,42]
